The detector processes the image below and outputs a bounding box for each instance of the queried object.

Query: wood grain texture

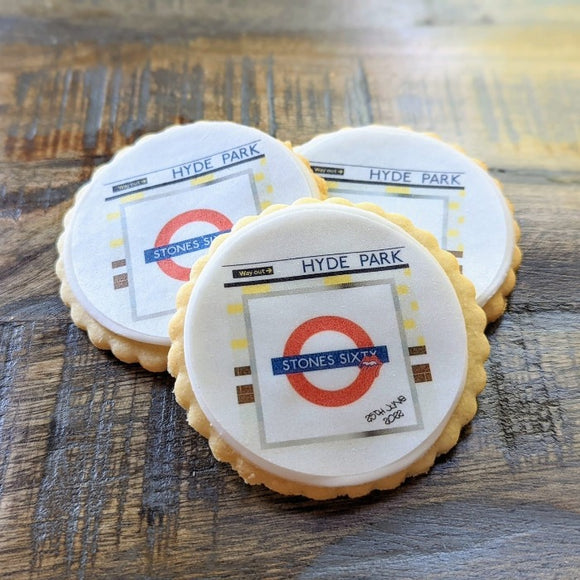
[0,1,578,578]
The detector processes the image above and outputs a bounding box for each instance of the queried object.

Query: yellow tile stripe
[448,201,461,210]
[230,338,248,350]
[192,173,215,186]
[404,319,416,330]
[386,185,410,194]
[324,274,352,286]
[254,172,265,182]
[227,303,244,315]
[396,284,409,295]
[109,238,124,248]
[241,284,271,295]
[120,192,144,204]
[106,211,121,221]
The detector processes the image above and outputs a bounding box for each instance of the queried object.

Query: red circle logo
[283,315,383,407]
[154,209,232,281]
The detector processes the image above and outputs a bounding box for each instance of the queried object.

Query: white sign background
[245,282,418,446]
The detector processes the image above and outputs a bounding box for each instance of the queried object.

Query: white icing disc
[296,126,515,307]
[183,203,468,488]
[63,121,320,346]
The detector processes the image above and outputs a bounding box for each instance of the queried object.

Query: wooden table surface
[0,1,579,578]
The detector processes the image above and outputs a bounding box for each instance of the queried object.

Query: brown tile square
[236,384,255,404]
[412,363,432,383]
[113,273,129,290]
[408,345,427,356]
[234,366,252,377]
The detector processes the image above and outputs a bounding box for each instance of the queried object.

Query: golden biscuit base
[481,189,522,322]
[56,202,169,372]
[168,197,489,499]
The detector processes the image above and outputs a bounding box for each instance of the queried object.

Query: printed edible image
[240,281,426,448]
[317,164,467,264]
[111,157,274,322]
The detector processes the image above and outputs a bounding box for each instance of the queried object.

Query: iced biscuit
[168,198,489,499]
[56,121,326,371]
[296,126,521,322]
